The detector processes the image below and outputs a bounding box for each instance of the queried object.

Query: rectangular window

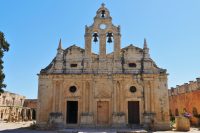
[70,64,77,67]
[129,63,137,68]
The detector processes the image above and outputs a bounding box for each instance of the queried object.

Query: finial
[144,38,148,49]
[58,38,62,50]
[101,3,105,7]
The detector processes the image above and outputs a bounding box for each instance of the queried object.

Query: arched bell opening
[92,32,100,54]
[106,32,114,54]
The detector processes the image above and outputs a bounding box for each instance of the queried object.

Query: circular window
[69,86,77,93]
[100,24,107,30]
[130,86,137,93]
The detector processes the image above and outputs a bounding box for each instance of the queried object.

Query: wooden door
[128,101,140,124]
[97,101,109,124]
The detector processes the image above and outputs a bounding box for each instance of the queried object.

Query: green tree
[0,31,10,93]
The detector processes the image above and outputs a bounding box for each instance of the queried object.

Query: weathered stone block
[80,113,94,127]
[112,112,126,127]
[48,112,64,129]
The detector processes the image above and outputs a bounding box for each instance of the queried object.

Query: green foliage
[170,119,175,128]
[170,115,175,121]
[0,31,10,93]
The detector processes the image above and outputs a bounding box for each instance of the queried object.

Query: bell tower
[85,3,121,60]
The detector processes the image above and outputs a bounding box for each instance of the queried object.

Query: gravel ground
[0,121,200,133]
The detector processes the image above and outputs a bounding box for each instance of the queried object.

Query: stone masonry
[37,4,170,130]
[168,78,200,118]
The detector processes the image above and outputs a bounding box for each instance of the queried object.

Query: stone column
[23,109,27,121]
[143,80,151,129]
[82,81,85,112]
[85,81,90,112]
[52,81,56,112]
[85,34,92,58]
[119,80,124,112]
[150,81,155,112]
[59,81,63,112]
[99,34,106,60]
[55,81,60,112]
[30,109,33,120]
[114,33,121,60]
[116,81,120,112]
[144,80,150,112]
[113,81,117,112]
[89,81,93,113]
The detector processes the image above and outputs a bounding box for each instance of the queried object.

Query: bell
[101,10,105,18]
[93,33,98,43]
[107,37,112,43]
[93,37,98,42]
[107,32,113,37]
[107,32,113,43]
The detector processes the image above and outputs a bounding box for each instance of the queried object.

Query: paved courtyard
[0,121,200,133]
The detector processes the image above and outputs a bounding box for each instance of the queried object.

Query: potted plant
[175,111,191,131]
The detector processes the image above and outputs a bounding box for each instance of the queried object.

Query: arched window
[175,108,179,116]
[193,107,198,117]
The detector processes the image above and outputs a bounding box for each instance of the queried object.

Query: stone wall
[37,73,170,130]
[169,78,200,117]
[0,91,34,122]
[24,99,37,120]
[0,91,25,121]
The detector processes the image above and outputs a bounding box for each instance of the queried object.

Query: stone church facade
[37,4,170,130]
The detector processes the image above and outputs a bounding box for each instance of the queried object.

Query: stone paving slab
[57,129,147,133]
[1,121,200,133]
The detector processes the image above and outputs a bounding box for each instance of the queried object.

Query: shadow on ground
[0,127,56,133]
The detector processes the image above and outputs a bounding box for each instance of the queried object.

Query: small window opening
[69,86,77,93]
[130,86,137,93]
[129,63,137,68]
[70,64,77,67]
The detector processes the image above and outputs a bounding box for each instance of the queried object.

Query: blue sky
[1,0,200,99]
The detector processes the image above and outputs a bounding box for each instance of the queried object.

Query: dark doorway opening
[128,101,140,124]
[67,101,78,124]
[32,109,36,120]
